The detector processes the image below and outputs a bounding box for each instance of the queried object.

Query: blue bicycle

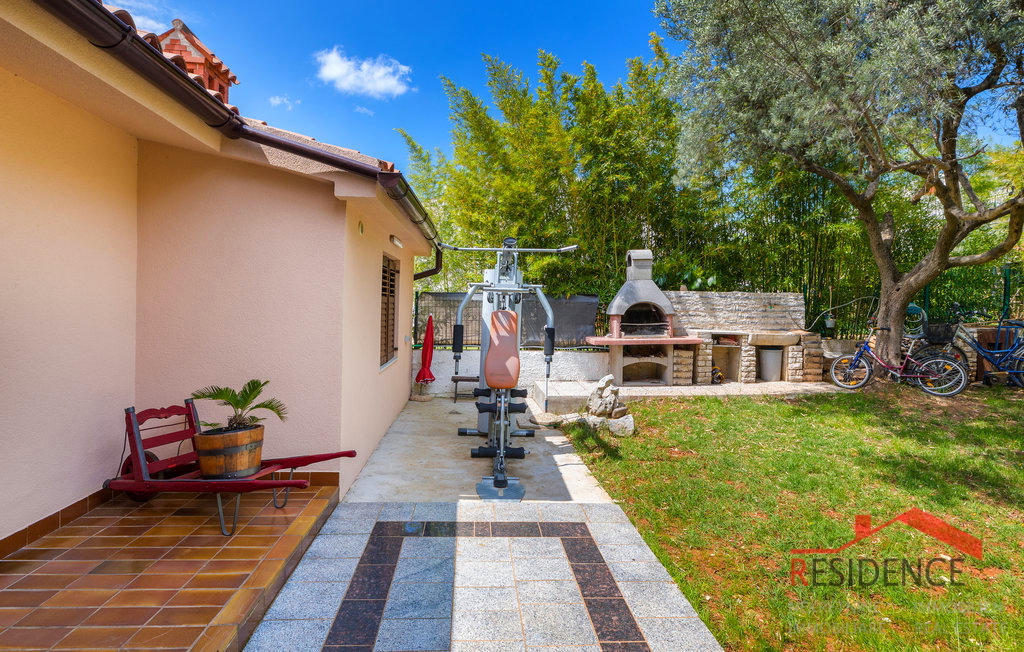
[916,303,1024,387]
[830,324,967,396]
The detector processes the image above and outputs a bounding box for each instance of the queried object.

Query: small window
[380,256,399,366]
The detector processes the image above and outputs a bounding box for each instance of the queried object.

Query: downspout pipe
[33,0,443,279]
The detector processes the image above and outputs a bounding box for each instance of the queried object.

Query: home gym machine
[442,238,577,500]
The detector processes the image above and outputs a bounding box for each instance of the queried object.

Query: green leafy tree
[402,39,709,304]
[659,0,1024,362]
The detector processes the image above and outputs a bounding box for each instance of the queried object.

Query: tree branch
[948,208,1024,267]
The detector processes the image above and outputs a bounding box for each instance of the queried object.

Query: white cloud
[354,106,375,117]
[269,95,299,111]
[111,0,172,33]
[315,47,412,99]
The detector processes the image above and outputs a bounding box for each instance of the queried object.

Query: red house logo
[789,509,981,587]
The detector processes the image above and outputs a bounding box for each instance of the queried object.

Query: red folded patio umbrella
[415,315,436,385]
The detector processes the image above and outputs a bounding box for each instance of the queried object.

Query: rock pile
[560,375,635,436]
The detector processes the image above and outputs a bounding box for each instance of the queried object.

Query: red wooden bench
[105,399,356,534]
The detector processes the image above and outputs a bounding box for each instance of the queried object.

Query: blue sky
[118,0,666,174]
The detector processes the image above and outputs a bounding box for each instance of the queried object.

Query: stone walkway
[244,400,723,652]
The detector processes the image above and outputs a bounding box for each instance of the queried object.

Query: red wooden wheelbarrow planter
[105,399,356,535]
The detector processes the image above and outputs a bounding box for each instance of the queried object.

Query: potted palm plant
[190,379,287,479]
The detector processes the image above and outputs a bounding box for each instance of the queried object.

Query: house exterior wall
[136,142,350,468]
[0,66,138,540]
[337,206,420,494]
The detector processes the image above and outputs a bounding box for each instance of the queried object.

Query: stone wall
[666,291,805,333]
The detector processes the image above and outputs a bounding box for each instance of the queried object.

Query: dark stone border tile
[601,642,652,651]
[359,537,403,565]
[572,563,620,598]
[540,522,590,538]
[586,597,645,642]
[325,599,385,646]
[371,521,424,537]
[491,522,542,537]
[346,564,396,600]
[423,521,457,537]
[562,537,604,564]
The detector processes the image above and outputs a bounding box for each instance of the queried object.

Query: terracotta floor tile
[160,515,213,526]
[56,547,118,560]
[212,547,264,561]
[52,526,106,537]
[235,525,287,536]
[125,625,204,649]
[104,589,178,608]
[190,623,236,652]
[184,572,248,590]
[70,516,121,527]
[192,524,247,536]
[211,587,261,626]
[176,535,231,548]
[67,573,136,590]
[124,574,192,590]
[42,588,118,607]
[52,625,138,649]
[266,535,301,560]
[146,606,222,626]
[165,589,235,607]
[89,559,155,575]
[0,575,21,590]
[246,516,293,527]
[0,559,46,574]
[33,536,89,549]
[3,548,63,562]
[117,517,165,527]
[81,606,160,627]
[224,535,279,548]
[35,560,101,575]
[146,559,205,574]
[0,590,57,608]
[144,525,200,537]
[12,607,96,627]
[97,525,152,537]
[201,559,260,574]
[0,608,32,627]
[108,547,169,561]
[162,546,221,561]
[129,535,185,548]
[9,574,79,590]
[0,625,72,648]
[76,536,136,549]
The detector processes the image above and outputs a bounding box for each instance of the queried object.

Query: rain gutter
[33,0,442,279]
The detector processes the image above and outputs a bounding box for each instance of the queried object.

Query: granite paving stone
[244,618,331,652]
[582,503,630,523]
[617,581,699,618]
[513,557,574,581]
[411,503,458,521]
[637,617,723,652]
[320,517,378,535]
[303,534,370,559]
[536,503,587,522]
[454,560,515,587]
[520,602,597,646]
[492,503,541,522]
[382,582,453,619]
[587,523,646,546]
[451,641,526,652]
[511,537,567,559]
[606,561,673,583]
[516,579,583,604]
[398,537,456,559]
[456,537,511,561]
[453,586,519,612]
[450,609,524,642]
[378,502,416,521]
[287,557,359,583]
[456,503,495,522]
[392,557,455,584]
[374,617,451,651]
[264,581,349,619]
[331,503,383,520]
[596,544,658,563]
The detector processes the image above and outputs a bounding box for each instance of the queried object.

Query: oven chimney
[626,250,653,281]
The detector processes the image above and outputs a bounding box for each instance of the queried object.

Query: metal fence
[415,292,599,347]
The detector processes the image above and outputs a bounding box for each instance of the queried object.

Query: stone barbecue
[587,251,824,385]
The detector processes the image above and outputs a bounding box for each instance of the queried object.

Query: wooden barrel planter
[194,425,264,479]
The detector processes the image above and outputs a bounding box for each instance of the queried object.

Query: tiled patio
[245,501,722,652]
[0,486,337,650]
[245,399,723,651]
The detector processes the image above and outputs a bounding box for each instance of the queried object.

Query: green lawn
[565,383,1024,651]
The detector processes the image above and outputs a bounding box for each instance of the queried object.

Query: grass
[564,382,1024,651]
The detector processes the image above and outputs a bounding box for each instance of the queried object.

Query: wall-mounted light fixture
[389,235,404,249]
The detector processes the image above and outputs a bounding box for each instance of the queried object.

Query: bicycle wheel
[1008,345,1024,388]
[916,357,967,397]
[830,354,873,389]
[915,343,970,369]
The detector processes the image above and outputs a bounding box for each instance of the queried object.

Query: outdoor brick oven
[587,251,825,385]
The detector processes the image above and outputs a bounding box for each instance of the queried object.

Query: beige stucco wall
[136,143,349,466]
[0,65,138,540]
[337,207,419,494]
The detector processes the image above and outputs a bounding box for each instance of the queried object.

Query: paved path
[245,400,723,652]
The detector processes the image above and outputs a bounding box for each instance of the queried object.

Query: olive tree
[659,0,1024,361]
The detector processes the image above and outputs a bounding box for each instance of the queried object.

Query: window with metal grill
[380,256,399,366]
